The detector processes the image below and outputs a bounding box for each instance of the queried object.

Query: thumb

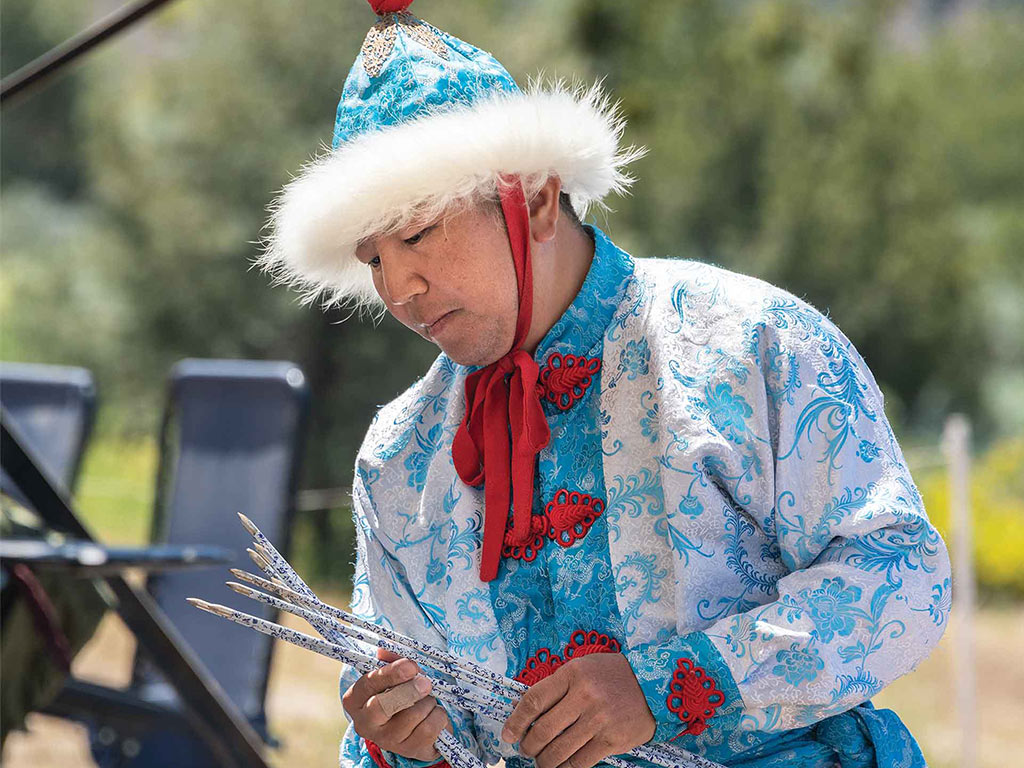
[376,646,402,663]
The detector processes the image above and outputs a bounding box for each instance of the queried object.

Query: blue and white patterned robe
[338,226,950,768]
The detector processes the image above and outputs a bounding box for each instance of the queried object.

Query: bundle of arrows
[188,513,725,768]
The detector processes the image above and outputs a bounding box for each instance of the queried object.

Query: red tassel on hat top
[368,0,414,14]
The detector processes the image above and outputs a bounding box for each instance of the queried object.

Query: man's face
[355,203,519,366]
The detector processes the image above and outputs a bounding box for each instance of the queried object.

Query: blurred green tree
[569,0,1022,435]
[2,0,1022,582]
[0,0,88,195]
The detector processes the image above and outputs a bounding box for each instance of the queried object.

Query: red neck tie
[451,180,551,582]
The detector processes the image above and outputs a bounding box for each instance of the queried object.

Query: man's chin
[440,348,496,367]
[435,340,503,368]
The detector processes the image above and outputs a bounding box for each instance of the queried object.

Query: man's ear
[528,176,562,244]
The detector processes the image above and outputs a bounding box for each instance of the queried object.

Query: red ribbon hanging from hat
[452,180,551,582]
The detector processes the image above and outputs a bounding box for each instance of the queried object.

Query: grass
[71,435,158,546]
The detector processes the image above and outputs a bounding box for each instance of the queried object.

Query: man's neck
[522,221,596,355]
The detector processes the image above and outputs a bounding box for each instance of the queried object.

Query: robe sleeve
[624,298,951,746]
[339,468,484,768]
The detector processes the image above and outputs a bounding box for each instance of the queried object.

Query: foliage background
[2,0,1022,586]
[2,2,1023,767]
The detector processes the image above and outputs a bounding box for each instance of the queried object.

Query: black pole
[1,0,181,105]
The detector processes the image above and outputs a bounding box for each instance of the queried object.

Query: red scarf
[452,180,551,582]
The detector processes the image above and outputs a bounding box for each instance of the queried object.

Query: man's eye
[369,255,381,269]
[403,226,432,246]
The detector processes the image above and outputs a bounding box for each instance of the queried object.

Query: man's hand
[500,653,656,768]
[342,647,452,762]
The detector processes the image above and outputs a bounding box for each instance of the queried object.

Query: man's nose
[379,253,428,305]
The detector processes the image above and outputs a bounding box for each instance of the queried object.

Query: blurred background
[1,0,1021,766]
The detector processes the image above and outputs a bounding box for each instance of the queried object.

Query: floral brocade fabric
[334,14,518,147]
[339,226,944,768]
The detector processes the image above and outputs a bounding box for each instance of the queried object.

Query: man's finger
[377,646,402,663]
[394,703,449,762]
[382,695,438,744]
[347,658,419,712]
[501,672,570,743]
[557,736,611,768]
[534,719,591,768]
[370,676,433,719]
[519,695,580,759]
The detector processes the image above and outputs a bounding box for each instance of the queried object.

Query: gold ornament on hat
[360,12,449,78]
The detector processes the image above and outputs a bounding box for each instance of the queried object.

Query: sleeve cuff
[624,631,743,744]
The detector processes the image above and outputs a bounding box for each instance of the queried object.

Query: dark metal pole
[1,0,181,105]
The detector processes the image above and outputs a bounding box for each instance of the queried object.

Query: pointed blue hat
[332,9,519,147]
[262,0,642,307]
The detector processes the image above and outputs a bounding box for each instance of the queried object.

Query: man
[261,3,951,767]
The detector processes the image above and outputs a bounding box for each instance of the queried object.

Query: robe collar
[533,225,636,384]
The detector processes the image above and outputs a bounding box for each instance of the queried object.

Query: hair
[558,191,584,230]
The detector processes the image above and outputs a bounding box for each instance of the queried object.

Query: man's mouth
[419,309,458,337]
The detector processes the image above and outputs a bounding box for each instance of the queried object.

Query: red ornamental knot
[501,514,548,562]
[515,631,621,686]
[666,658,725,737]
[563,629,621,660]
[515,647,564,687]
[546,489,604,547]
[502,489,606,561]
[537,353,602,411]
